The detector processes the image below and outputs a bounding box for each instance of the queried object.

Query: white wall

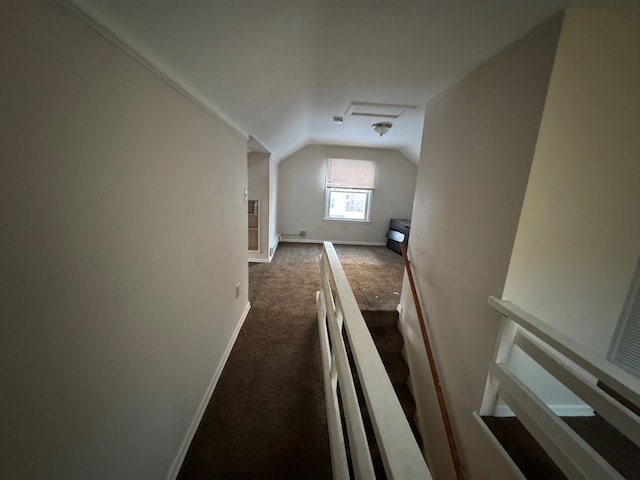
[247,152,271,260]
[398,14,562,480]
[269,157,279,256]
[278,145,416,244]
[247,152,279,261]
[0,1,248,479]
[502,9,640,403]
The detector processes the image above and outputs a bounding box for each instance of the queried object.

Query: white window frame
[324,187,373,223]
[324,159,375,223]
[609,257,640,379]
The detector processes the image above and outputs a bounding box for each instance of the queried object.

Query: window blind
[326,159,376,189]
[611,269,640,377]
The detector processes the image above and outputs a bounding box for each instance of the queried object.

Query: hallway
[178,243,404,478]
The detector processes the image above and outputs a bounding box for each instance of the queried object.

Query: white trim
[489,297,640,409]
[493,362,622,480]
[248,257,270,263]
[395,303,430,464]
[492,403,594,417]
[166,302,251,480]
[319,255,375,478]
[316,290,350,480]
[282,238,386,246]
[479,317,519,415]
[322,218,372,224]
[269,234,281,262]
[319,242,431,479]
[514,332,640,446]
[472,411,527,480]
[56,0,247,142]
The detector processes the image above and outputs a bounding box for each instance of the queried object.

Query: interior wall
[502,8,640,406]
[278,144,416,244]
[269,157,279,256]
[247,152,271,260]
[0,1,248,479]
[398,14,563,480]
[503,8,640,356]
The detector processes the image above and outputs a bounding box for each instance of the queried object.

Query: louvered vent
[611,264,640,377]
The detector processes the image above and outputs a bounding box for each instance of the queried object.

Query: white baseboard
[248,257,270,263]
[281,238,386,247]
[492,403,594,417]
[269,234,281,261]
[166,301,251,480]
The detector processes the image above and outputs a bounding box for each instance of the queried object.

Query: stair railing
[479,297,640,479]
[317,241,431,480]
[400,242,465,480]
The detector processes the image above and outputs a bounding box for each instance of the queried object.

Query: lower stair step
[394,384,416,418]
[381,353,410,384]
[361,310,399,328]
[369,326,404,354]
[482,415,640,480]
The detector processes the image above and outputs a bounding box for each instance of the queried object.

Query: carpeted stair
[344,309,422,478]
[482,385,640,480]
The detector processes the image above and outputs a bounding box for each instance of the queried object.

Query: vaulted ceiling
[64,0,637,163]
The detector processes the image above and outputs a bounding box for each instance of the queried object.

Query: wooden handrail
[401,241,465,480]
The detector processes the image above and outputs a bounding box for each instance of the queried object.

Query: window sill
[323,218,372,224]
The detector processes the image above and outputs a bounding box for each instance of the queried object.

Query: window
[325,159,376,222]
[609,258,640,379]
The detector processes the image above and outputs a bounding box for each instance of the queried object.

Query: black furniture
[386,218,411,255]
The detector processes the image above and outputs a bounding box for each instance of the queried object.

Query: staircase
[483,402,640,479]
[345,310,423,478]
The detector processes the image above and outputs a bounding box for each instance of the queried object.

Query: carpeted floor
[177,242,404,479]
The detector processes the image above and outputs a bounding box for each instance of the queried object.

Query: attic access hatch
[345,101,418,119]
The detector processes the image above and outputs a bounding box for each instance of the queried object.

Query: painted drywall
[278,145,416,244]
[248,152,271,261]
[0,1,248,479]
[269,157,279,257]
[398,14,563,480]
[502,9,640,403]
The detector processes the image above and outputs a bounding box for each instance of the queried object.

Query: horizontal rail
[489,296,640,408]
[316,289,350,480]
[514,333,640,447]
[318,242,431,479]
[320,254,374,479]
[471,412,526,480]
[492,363,624,480]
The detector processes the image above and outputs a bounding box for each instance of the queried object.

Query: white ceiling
[65,0,638,163]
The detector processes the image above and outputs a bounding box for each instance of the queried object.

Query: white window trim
[324,158,376,223]
[323,187,373,223]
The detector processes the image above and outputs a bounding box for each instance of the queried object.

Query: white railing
[316,242,431,480]
[480,297,640,480]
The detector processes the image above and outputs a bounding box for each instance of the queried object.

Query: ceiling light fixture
[372,122,392,137]
[333,116,344,124]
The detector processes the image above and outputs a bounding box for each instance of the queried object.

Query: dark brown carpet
[177,242,404,479]
[483,414,640,479]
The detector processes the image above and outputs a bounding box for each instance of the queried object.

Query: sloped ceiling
[63,0,637,163]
